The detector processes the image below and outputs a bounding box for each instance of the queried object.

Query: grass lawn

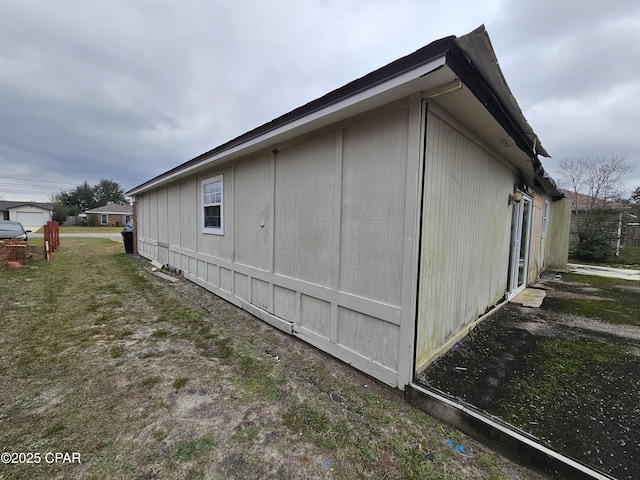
[0,239,545,480]
[609,245,640,267]
[570,245,640,269]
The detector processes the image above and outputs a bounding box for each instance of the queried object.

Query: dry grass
[0,239,546,479]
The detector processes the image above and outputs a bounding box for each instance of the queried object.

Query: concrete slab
[567,263,640,281]
[511,288,546,308]
[153,271,179,283]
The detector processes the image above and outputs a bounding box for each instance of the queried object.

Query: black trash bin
[121,219,134,254]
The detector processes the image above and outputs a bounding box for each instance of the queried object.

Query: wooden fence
[43,221,60,260]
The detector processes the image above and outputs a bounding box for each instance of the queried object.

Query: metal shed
[128,26,570,390]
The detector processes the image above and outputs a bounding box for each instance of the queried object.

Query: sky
[1,0,639,202]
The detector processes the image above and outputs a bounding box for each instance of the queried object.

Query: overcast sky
[1,0,639,202]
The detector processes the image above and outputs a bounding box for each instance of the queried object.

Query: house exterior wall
[135,96,568,389]
[136,98,422,388]
[86,213,130,227]
[415,108,519,372]
[526,193,570,283]
[8,206,52,231]
[546,199,571,268]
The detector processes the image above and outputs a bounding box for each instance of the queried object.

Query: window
[202,175,224,235]
[101,214,108,225]
[541,200,550,238]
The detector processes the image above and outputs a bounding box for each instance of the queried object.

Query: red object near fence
[43,221,60,260]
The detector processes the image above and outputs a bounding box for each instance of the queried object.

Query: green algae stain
[498,338,639,470]
[542,273,640,326]
[542,296,638,325]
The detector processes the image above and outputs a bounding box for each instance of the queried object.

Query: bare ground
[0,239,546,480]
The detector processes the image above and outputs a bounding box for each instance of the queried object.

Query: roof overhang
[128,26,562,200]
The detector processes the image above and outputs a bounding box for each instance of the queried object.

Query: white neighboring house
[0,201,54,232]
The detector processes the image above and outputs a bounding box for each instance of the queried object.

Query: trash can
[121,219,134,254]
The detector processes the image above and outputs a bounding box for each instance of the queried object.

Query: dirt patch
[416,272,640,480]
[0,239,546,480]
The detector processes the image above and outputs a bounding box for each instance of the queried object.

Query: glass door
[508,193,532,299]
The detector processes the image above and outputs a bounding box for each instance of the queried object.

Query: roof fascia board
[444,44,536,161]
[128,53,449,196]
[447,26,563,199]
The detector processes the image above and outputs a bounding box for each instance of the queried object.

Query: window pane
[204,205,221,228]
[204,181,222,205]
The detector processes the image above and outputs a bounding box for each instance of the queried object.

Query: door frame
[507,192,533,299]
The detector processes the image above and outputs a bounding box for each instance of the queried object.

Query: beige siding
[196,165,235,261]
[527,193,545,285]
[415,109,517,371]
[133,100,420,388]
[546,198,571,269]
[274,132,336,286]
[235,152,272,271]
[339,109,408,306]
[179,180,197,252]
[134,96,568,389]
[168,185,181,248]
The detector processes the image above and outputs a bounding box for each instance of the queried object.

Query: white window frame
[541,200,550,238]
[201,175,224,235]
[101,213,108,225]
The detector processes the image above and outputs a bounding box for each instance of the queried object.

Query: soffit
[431,85,535,185]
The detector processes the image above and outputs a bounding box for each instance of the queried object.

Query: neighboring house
[128,26,571,390]
[0,201,54,231]
[562,189,630,254]
[84,204,132,227]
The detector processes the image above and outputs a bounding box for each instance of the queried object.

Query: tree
[557,154,634,262]
[94,179,128,207]
[51,179,129,223]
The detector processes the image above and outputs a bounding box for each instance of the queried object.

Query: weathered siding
[546,199,571,269]
[135,99,420,387]
[415,108,517,372]
[274,133,335,286]
[339,109,408,306]
[527,193,545,285]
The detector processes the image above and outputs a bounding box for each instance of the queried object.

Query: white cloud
[0,0,638,200]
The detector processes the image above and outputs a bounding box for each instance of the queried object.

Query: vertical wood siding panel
[149,191,158,259]
[235,272,249,301]
[274,132,335,286]
[300,295,331,338]
[168,185,181,248]
[234,153,272,270]
[340,108,409,306]
[274,286,296,322]
[416,111,518,371]
[220,268,233,293]
[141,195,150,249]
[337,308,400,370]
[251,278,271,311]
[546,199,570,269]
[157,189,168,244]
[528,193,544,285]
[180,179,197,252]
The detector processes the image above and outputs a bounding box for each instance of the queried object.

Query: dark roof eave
[127,36,456,196]
[448,26,562,199]
[128,26,561,199]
